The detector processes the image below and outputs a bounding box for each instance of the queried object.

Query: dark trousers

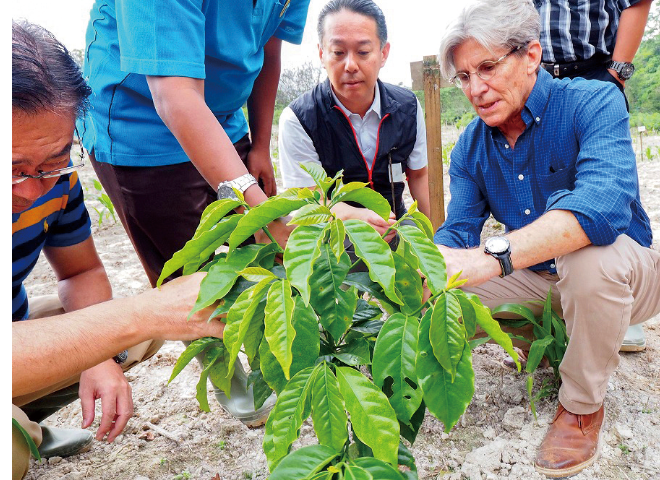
[91,135,251,287]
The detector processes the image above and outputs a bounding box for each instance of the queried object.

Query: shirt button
[505,144,510,149]
[518,174,524,180]
[550,263,556,268]
[524,209,531,215]
[535,116,541,122]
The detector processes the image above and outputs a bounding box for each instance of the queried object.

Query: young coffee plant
[492,291,568,418]
[161,163,520,479]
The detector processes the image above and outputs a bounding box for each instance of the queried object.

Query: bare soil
[24,132,660,480]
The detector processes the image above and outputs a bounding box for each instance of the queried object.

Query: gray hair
[318,0,388,48]
[12,20,91,117]
[438,0,540,80]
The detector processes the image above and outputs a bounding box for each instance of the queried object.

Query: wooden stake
[423,55,445,231]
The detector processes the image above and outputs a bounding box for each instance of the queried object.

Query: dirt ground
[23,131,660,480]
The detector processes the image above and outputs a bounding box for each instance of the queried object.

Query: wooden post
[423,55,445,231]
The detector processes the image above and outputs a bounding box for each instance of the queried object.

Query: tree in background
[276,61,325,108]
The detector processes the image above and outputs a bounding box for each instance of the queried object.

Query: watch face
[620,64,634,80]
[485,236,509,255]
[217,184,238,200]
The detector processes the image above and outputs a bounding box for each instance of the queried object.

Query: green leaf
[429,292,466,382]
[334,336,371,366]
[331,186,391,220]
[268,444,340,479]
[169,337,219,384]
[344,219,402,305]
[336,367,399,465]
[223,279,272,374]
[311,363,349,452]
[264,279,296,379]
[284,224,326,305]
[263,366,317,470]
[397,443,420,480]
[228,195,309,248]
[397,225,446,295]
[343,464,374,480]
[328,218,346,261]
[409,211,434,240]
[462,292,520,371]
[352,458,405,480]
[238,267,277,283]
[309,245,355,340]
[399,400,426,445]
[207,276,254,318]
[300,162,333,194]
[526,335,554,374]
[12,418,41,461]
[372,314,422,425]
[456,293,477,339]
[344,272,397,315]
[195,346,223,412]
[288,203,333,226]
[208,346,232,397]
[491,303,539,327]
[248,369,274,410]
[393,254,423,315]
[417,308,474,432]
[352,299,383,323]
[259,298,320,394]
[157,215,240,286]
[190,244,265,316]
[194,199,243,238]
[445,271,467,290]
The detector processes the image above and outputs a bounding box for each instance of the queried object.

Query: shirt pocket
[537,165,575,198]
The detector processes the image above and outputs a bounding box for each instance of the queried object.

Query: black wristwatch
[608,61,635,81]
[484,236,513,278]
[113,349,129,365]
[217,173,258,200]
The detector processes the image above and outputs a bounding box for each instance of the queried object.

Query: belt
[541,55,611,78]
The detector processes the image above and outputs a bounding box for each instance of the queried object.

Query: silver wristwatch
[217,173,257,200]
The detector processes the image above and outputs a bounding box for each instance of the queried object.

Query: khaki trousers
[12,295,163,480]
[464,235,660,415]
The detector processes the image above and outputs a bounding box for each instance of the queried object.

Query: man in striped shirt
[537,0,654,109]
[537,0,655,348]
[12,21,145,477]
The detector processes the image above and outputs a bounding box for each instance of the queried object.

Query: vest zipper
[333,106,391,189]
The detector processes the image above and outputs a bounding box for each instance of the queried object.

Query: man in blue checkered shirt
[436,0,659,477]
[537,0,655,349]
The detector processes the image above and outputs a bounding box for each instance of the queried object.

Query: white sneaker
[620,323,646,352]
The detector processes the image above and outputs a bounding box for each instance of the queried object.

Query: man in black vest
[279,0,430,243]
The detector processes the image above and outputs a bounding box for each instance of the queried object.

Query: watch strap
[608,60,634,80]
[217,173,257,200]
[494,252,514,277]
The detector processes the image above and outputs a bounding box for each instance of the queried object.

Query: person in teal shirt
[80,0,311,426]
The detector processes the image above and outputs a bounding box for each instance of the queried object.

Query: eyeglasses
[451,46,522,90]
[12,143,86,185]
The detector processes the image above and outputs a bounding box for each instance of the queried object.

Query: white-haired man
[434,0,659,477]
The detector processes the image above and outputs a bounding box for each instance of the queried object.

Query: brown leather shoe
[534,403,604,478]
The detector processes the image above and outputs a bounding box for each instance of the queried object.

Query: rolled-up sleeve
[546,85,637,245]
[433,140,490,248]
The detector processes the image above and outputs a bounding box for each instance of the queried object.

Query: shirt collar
[522,68,552,127]
[330,82,382,119]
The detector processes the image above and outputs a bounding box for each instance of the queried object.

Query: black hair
[12,20,91,117]
[317,0,388,47]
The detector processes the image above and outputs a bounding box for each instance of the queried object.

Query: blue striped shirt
[537,0,644,63]
[12,172,92,320]
[434,68,652,272]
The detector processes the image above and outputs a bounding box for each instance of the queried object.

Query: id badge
[388,163,404,183]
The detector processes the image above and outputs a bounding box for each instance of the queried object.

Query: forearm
[612,0,653,63]
[58,265,112,312]
[439,210,590,287]
[12,296,141,396]
[406,168,431,219]
[247,37,281,152]
[148,78,268,207]
[13,273,224,397]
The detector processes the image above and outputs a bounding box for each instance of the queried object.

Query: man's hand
[247,146,277,197]
[331,202,397,242]
[607,69,625,87]
[254,217,293,250]
[79,359,133,442]
[437,245,501,288]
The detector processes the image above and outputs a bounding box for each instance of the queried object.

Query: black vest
[289,79,418,218]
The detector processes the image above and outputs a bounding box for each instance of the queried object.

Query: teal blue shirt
[81,0,310,167]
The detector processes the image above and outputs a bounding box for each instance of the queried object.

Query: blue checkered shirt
[433,69,653,273]
[537,0,647,63]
